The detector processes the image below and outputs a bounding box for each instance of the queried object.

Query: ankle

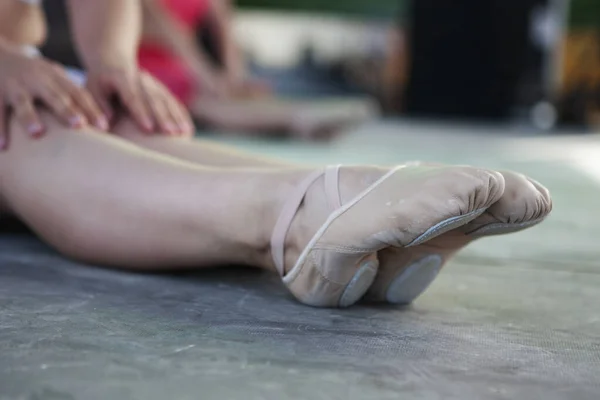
[248,169,314,273]
[250,166,387,274]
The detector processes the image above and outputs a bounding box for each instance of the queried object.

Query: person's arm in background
[208,0,271,96]
[139,0,225,96]
[67,0,140,72]
[208,0,244,82]
[66,0,193,135]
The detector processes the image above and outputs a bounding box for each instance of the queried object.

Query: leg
[56,120,553,307]
[104,120,553,308]
[191,97,290,135]
[113,117,292,168]
[114,124,509,307]
[0,111,510,308]
[0,111,298,270]
[190,96,378,140]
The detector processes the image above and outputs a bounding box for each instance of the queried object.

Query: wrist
[0,39,42,66]
[82,48,138,72]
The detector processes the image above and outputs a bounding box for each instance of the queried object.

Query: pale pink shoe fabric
[366,170,552,304]
[270,164,506,308]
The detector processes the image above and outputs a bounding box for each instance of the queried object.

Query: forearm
[67,0,141,68]
[209,0,244,77]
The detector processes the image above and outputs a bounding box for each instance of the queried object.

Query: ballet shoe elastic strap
[325,165,342,210]
[270,165,342,277]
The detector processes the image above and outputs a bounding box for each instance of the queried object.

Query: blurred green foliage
[235,0,405,19]
[235,0,599,28]
[569,0,600,29]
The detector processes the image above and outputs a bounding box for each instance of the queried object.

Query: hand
[0,43,107,150]
[223,68,272,99]
[193,69,230,99]
[86,64,194,137]
[233,77,272,99]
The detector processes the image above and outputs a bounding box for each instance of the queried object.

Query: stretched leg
[110,120,552,307]
[118,127,551,306]
[192,97,289,135]
[0,111,506,307]
[116,124,511,307]
[114,117,290,168]
[190,96,378,140]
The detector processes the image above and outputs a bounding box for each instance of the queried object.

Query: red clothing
[137,0,210,105]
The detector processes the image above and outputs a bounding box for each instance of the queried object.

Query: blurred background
[40,0,600,131]
[4,3,600,398]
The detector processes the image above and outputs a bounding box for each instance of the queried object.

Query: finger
[145,88,177,135]
[52,71,110,130]
[6,81,44,137]
[162,98,185,136]
[43,67,91,128]
[35,80,86,128]
[66,84,109,131]
[0,99,7,150]
[166,95,194,136]
[114,76,154,132]
[149,75,194,135]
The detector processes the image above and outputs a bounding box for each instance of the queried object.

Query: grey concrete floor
[1,121,599,400]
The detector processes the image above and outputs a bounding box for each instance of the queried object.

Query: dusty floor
[1,121,599,400]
